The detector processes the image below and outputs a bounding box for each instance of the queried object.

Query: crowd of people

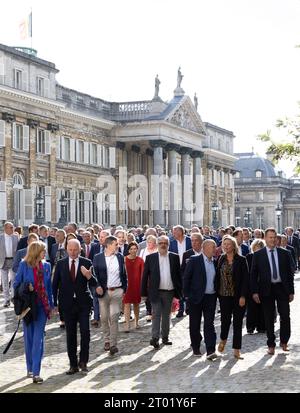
[0,221,298,384]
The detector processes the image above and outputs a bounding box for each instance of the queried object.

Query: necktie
[86,244,90,258]
[70,259,76,283]
[289,236,292,245]
[270,250,278,280]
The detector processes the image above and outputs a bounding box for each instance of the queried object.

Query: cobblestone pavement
[1,271,300,393]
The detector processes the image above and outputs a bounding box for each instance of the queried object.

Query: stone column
[150,140,166,226]
[146,148,153,226]
[48,123,59,224]
[116,141,126,226]
[166,143,180,227]
[191,150,204,226]
[179,146,193,227]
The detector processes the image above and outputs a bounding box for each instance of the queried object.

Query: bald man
[52,239,97,374]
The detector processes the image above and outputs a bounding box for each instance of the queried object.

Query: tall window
[91,192,98,223]
[14,69,22,89]
[14,125,23,150]
[76,140,84,163]
[37,129,45,153]
[37,77,44,96]
[257,191,264,201]
[90,143,97,165]
[64,137,70,161]
[77,191,84,223]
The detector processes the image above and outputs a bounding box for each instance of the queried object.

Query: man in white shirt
[0,222,19,307]
[141,235,182,349]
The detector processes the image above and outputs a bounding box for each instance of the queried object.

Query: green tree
[259,114,300,174]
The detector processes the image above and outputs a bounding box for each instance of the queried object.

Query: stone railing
[110,100,153,121]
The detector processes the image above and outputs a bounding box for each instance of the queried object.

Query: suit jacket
[240,243,250,257]
[41,236,56,259]
[118,244,129,256]
[169,236,192,254]
[216,253,249,298]
[0,233,19,268]
[250,247,294,297]
[183,254,217,305]
[50,243,68,267]
[12,247,27,273]
[17,236,29,251]
[181,249,200,277]
[52,256,97,312]
[92,252,127,298]
[141,252,182,302]
[287,234,300,256]
[89,243,104,262]
[286,245,296,271]
[14,260,53,309]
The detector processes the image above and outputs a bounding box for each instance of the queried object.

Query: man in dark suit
[169,225,192,318]
[251,228,294,355]
[89,229,110,262]
[12,233,39,273]
[285,227,300,270]
[141,235,182,349]
[16,224,39,251]
[93,236,127,356]
[116,229,129,256]
[184,239,218,359]
[52,239,97,374]
[233,228,250,256]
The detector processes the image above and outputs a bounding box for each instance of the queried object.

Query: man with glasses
[141,235,182,349]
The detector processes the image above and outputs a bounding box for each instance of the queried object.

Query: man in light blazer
[92,236,127,356]
[141,235,182,349]
[0,222,19,307]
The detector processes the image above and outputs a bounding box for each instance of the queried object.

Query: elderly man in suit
[251,228,294,355]
[52,239,97,374]
[141,235,182,349]
[0,222,19,307]
[184,239,218,359]
[93,236,127,356]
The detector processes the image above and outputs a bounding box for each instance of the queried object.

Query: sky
[1,0,300,177]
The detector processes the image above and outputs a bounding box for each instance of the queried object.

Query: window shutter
[0,181,7,220]
[44,130,51,154]
[102,146,106,168]
[61,136,65,160]
[84,141,89,164]
[110,194,116,225]
[70,190,76,222]
[24,188,34,226]
[97,145,102,167]
[12,122,17,149]
[22,70,28,92]
[109,147,116,168]
[89,143,94,165]
[44,78,50,98]
[56,188,61,223]
[45,186,51,222]
[70,138,75,162]
[0,120,5,147]
[56,136,61,159]
[23,125,29,151]
[97,192,103,224]
[75,140,80,162]
[84,192,91,224]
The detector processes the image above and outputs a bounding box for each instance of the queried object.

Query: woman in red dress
[123,241,144,332]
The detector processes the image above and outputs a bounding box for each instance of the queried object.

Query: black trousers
[246,296,265,332]
[219,296,246,350]
[189,294,217,354]
[261,283,291,348]
[63,301,91,367]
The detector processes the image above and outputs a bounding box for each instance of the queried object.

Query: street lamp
[275,204,282,233]
[59,194,68,227]
[245,207,251,227]
[211,202,219,229]
[35,192,44,225]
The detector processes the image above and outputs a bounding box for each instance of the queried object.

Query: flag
[19,11,32,40]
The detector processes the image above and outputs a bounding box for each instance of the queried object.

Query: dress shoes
[206,352,218,361]
[150,338,160,349]
[109,346,119,356]
[267,347,275,355]
[218,340,227,353]
[193,350,202,357]
[233,350,244,360]
[104,342,110,351]
[66,366,79,375]
[79,362,88,372]
[162,338,172,345]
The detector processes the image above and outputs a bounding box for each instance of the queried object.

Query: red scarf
[33,263,51,319]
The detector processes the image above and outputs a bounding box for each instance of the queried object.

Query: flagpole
[30,7,33,49]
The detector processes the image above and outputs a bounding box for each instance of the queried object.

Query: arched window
[13,172,24,188]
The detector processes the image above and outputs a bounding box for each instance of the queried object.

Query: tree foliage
[258,114,300,174]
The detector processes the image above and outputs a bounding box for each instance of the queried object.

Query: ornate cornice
[27,119,40,129]
[179,146,193,155]
[2,112,16,123]
[165,143,181,152]
[191,150,204,159]
[47,123,59,132]
[150,139,167,148]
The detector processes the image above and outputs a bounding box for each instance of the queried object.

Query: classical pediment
[165,96,207,135]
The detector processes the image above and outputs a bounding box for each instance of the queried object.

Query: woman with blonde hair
[14,241,54,384]
[216,235,249,359]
